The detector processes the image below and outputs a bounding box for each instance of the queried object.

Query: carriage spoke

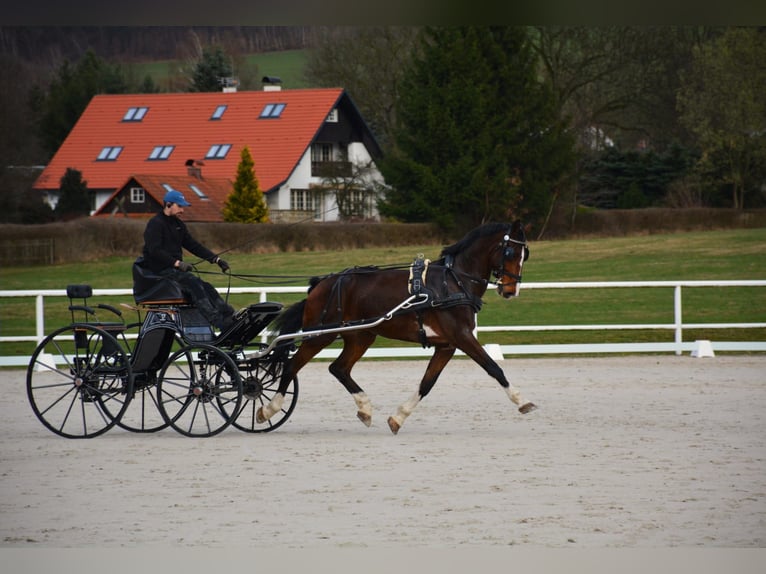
[27,324,132,438]
[156,343,241,437]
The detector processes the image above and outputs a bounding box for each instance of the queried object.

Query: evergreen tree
[55,167,90,220]
[378,27,575,234]
[189,46,233,92]
[223,146,269,223]
[32,50,129,157]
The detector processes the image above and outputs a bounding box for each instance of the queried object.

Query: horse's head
[491,220,529,298]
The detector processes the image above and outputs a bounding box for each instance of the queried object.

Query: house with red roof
[33,86,384,222]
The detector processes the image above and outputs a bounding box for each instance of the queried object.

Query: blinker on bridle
[493,232,529,283]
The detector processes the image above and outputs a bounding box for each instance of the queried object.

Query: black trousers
[162,270,234,329]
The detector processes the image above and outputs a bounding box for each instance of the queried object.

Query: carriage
[27,221,536,438]
[25,269,302,438]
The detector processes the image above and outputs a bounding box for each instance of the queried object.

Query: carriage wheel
[156,343,242,437]
[228,347,299,433]
[26,324,133,439]
[113,325,176,434]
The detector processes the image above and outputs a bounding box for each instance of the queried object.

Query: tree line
[1,26,764,236]
[0,26,312,64]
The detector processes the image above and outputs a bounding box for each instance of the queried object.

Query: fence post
[36,294,45,345]
[674,285,683,355]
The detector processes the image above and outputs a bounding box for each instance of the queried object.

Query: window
[311,143,332,163]
[130,187,145,203]
[148,145,174,160]
[97,146,122,161]
[205,144,231,159]
[326,108,338,123]
[211,105,227,120]
[349,189,374,217]
[290,188,321,218]
[259,103,286,119]
[188,184,208,200]
[123,107,148,121]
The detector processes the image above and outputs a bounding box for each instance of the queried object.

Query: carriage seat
[132,258,188,305]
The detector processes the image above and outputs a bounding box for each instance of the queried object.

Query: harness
[407,255,483,347]
[312,225,529,349]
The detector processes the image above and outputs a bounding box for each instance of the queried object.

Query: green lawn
[128,50,310,92]
[2,227,765,357]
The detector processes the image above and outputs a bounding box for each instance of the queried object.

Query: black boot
[214,299,236,330]
[195,298,222,329]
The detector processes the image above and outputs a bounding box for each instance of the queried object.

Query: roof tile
[35,89,344,193]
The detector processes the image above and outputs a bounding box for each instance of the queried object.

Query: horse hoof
[255,407,266,424]
[357,411,372,427]
[387,416,400,435]
[519,402,537,414]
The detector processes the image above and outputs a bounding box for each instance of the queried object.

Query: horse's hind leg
[328,331,376,427]
[387,345,455,435]
[256,334,335,423]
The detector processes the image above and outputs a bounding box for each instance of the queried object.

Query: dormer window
[205,144,231,159]
[123,107,148,121]
[97,146,122,161]
[259,103,285,119]
[211,105,227,120]
[148,145,175,160]
[189,184,208,200]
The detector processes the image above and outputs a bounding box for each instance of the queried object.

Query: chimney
[185,159,203,179]
[262,75,282,92]
[219,76,239,93]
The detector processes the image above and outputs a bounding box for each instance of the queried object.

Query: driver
[140,189,235,331]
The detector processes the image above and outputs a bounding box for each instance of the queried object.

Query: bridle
[440,224,530,290]
[492,231,530,284]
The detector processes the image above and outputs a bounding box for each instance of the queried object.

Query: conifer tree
[379,26,575,234]
[223,146,269,223]
[55,167,90,220]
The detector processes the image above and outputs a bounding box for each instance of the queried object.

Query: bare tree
[305,26,420,149]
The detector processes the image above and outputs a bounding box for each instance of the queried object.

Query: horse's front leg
[387,345,455,435]
[457,333,536,413]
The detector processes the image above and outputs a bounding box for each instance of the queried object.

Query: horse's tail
[274,298,307,336]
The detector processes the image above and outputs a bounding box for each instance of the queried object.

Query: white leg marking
[389,391,421,429]
[505,386,534,410]
[261,393,285,421]
[505,386,522,406]
[353,392,373,426]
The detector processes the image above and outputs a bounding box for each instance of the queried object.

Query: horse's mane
[439,222,510,259]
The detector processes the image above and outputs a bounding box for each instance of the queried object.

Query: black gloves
[216,258,230,273]
[177,258,228,272]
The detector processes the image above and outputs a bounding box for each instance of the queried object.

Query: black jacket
[141,212,216,273]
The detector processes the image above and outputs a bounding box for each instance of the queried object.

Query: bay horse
[257,221,537,434]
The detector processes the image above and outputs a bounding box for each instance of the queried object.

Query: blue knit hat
[163,189,191,207]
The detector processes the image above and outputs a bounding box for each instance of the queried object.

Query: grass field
[128,50,311,92]
[2,227,765,357]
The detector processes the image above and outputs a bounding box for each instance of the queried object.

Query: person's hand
[177,261,193,272]
[216,258,230,273]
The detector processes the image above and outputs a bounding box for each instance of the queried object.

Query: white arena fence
[1,280,765,367]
